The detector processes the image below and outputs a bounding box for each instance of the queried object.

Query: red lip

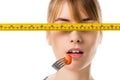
[70,54,83,59]
[68,48,82,51]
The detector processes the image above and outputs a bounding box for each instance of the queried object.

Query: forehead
[55,1,90,23]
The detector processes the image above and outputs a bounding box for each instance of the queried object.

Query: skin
[47,1,102,80]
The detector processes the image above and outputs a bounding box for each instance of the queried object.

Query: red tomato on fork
[64,54,72,65]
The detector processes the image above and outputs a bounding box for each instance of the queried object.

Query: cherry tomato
[64,54,72,65]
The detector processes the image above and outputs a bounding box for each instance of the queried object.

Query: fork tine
[58,63,65,68]
[52,60,65,68]
[52,57,66,71]
[56,58,65,62]
[56,61,65,67]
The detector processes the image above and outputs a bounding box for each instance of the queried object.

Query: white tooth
[72,50,79,53]
[72,50,76,53]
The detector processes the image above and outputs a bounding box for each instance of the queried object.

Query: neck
[54,64,93,80]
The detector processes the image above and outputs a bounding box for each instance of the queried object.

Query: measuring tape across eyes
[0,23,120,30]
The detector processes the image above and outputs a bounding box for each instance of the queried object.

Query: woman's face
[47,2,102,71]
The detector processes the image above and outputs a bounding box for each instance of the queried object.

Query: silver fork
[52,57,66,71]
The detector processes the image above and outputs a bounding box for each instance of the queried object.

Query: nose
[69,31,82,44]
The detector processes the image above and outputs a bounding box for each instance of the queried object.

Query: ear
[46,31,52,45]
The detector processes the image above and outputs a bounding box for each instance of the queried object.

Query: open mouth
[66,48,84,59]
[67,50,84,54]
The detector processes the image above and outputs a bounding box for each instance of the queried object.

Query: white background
[0,0,120,80]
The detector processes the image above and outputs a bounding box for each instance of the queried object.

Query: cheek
[51,34,68,59]
[85,33,100,54]
[83,33,100,65]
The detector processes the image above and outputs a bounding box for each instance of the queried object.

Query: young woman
[45,0,102,80]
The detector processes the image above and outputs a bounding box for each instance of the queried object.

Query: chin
[64,63,85,71]
[65,61,91,71]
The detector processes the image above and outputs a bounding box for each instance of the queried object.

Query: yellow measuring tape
[0,23,120,30]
